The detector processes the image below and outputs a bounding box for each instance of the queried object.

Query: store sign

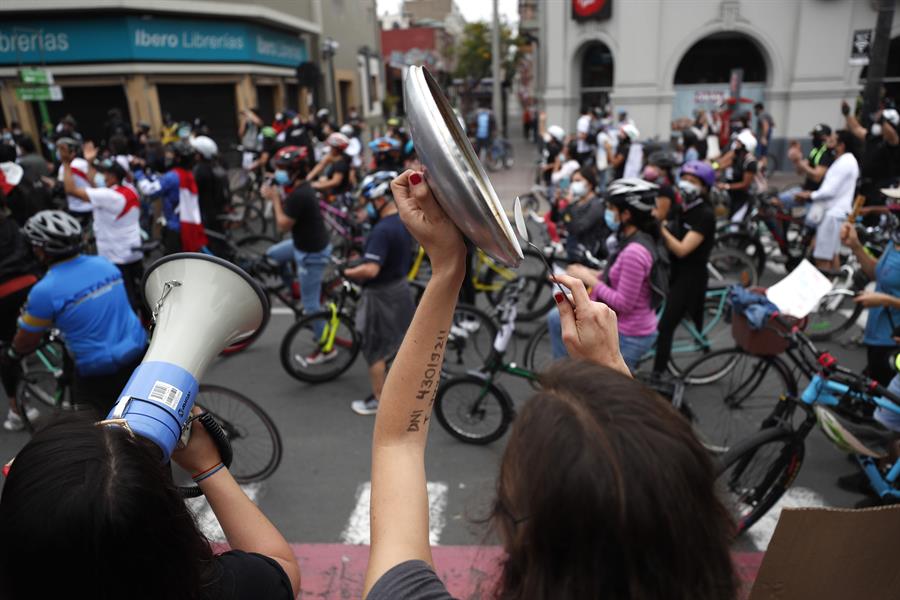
[19,67,54,84]
[849,29,872,66]
[16,85,63,101]
[0,17,307,67]
[572,0,613,21]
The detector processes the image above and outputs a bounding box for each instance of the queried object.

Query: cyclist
[716,129,758,223]
[794,129,859,270]
[0,201,42,430]
[645,150,681,221]
[135,141,208,254]
[540,124,566,188]
[345,172,415,415]
[238,107,263,170]
[753,102,774,169]
[3,210,147,416]
[654,160,717,378]
[575,105,594,166]
[191,135,227,234]
[551,179,661,372]
[59,144,143,312]
[307,132,352,202]
[262,146,334,363]
[369,136,403,173]
[54,137,92,227]
[562,168,605,261]
[778,123,836,212]
[471,104,496,162]
[609,123,639,180]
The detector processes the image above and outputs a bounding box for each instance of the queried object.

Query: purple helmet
[681,160,716,189]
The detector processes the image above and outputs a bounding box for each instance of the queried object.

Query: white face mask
[870,123,883,137]
[570,180,588,199]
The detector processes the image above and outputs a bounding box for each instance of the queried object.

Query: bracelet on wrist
[192,462,225,483]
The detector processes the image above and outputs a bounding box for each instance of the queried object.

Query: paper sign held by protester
[748,505,900,600]
[764,260,833,319]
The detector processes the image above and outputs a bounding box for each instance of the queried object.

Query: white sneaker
[459,317,481,333]
[450,324,469,340]
[3,407,39,432]
[296,348,338,366]
[351,396,379,415]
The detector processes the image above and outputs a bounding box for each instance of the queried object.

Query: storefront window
[46,85,130,145]
[580,42,614,109]
[158,84,237,145]
[860,36,900,104]
[674,33,766,84]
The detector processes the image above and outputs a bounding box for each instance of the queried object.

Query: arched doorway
[672,32,768,122]
[579,41,614,110]
[860,36,900,105]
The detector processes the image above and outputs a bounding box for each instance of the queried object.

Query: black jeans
[73,352,144,417]
[654,269,708,374]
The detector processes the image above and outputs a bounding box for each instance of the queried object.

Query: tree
[452,22,525,104]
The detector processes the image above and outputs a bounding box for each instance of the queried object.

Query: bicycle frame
[472,249,517,292]
[315,280,359,354]
[639,286,729,362]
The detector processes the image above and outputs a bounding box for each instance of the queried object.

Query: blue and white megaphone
[106,253,269,460]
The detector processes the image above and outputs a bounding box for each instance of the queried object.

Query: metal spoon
[513,196,575,309]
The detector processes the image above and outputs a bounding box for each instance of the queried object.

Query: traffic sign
[16,85,63,102]
[19,68,54,85]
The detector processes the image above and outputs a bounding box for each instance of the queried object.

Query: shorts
[812,213,844,260]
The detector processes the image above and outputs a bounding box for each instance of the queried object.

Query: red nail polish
[410,173,422,185]
[554,292,564,304]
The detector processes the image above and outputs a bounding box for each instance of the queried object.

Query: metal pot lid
[404,65,523,268]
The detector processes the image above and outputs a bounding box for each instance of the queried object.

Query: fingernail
[554,292,564,304]
[410,173,422,185]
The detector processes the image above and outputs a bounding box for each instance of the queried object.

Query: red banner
[573,0,612,21]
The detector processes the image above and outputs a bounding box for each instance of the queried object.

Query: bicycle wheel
[485,250,554,321]
[434,375,514,444]
[443,304,498,377]
[279,311,361,383]
[679,349,797,453]
[231,202,267,237]
[667,294,734,381]
[523,322,554,383]
[708,247,758,288]
[717,426,805,534]
[805,289,864,341]
[195,385,282,483]
[14,343,71,432]
[716,231,767,277]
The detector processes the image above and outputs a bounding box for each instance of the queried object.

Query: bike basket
[731,287,806,356]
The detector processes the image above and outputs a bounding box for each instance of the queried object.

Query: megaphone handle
[196,411,233,470]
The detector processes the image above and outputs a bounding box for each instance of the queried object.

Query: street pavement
[0,128,879,598]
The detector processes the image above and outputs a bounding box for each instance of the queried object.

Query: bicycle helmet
[736,129,758,154]
[620,123,640,141]
[368,136,401,153]
[54,136,81,150]
[326,132,350,151]
[606,178,658,215]
[171,140,195,159]
[339,124,355,137]
[648,149,679,169]
[546,125,566,143]
[24,210,83,256]
[681,160,716,189]
[403,139,415,159]
[190,135,218,160]
[361,171,398,201]
[272,145,310,170]
[261,126,277,139]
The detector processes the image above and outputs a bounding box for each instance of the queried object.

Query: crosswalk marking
[186,482,263,542]
[341,481,449,546]
[746,486,827,551]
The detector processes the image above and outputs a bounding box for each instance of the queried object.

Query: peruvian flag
[174,167,208,252]
[113,183,141,220]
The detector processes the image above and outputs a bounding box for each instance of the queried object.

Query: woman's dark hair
[573,167,597,192]
[491,361,737,600]
[108,133,130,156]
[835,129,858,156]
[0,416,216,600]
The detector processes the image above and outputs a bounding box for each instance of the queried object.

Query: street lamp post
[322,37,340,120]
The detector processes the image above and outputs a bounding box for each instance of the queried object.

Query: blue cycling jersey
[19,255,147,376]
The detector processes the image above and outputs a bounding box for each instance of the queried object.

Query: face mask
[94,173,107,188]
[678,180,701,199]
[274,169,290,185]
[871,123,883,137]
[604,208,620,232]
[366,202,378,220]
[55,149,62,162]
[570,180,588,199]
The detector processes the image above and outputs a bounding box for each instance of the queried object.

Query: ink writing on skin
[407,330,447,432]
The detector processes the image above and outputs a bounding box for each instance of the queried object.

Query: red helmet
[326,132,350,151]
[273,145,309,170]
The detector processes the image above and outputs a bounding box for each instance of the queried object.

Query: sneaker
[459,317,481,333]
[297,348,338,366]
[3,407,39,432]
[450,324,469,340]
[351,395,379,415]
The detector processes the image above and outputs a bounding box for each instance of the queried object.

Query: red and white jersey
[174,167,208,252]
[58,158,92,213]
[85,182,142,265]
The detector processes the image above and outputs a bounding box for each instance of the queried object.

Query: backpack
[604,231,670,310]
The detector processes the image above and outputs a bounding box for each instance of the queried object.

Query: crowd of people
[0,82,898,599]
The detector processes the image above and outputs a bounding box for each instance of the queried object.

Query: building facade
[538,0,900,145]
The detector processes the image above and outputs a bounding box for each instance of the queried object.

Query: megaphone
[107,253,269,460]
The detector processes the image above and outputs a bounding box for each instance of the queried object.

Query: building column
[274,81,287,114]
[0,82,40,143]
[235,75,258,122]
[299,87,310,118]
[124,74,163,137]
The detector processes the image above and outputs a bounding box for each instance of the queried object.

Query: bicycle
[715,317,900,534]
[485,137,514,172]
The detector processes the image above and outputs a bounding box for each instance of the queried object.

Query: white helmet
[339,124,354,137]
[882,108,899,127]
[190,135,218,159]
[546,125,566,143]
[620,123,640,141]
[736,129,758,154]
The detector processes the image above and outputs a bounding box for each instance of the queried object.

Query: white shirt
[346,137,363,169]
[623,143,644,179]
[58,158,92,212]
[596,130,614,170]
[810,152,859,217]
[85,184,143,265]
[576,114,592,154]
[551,159,581,184]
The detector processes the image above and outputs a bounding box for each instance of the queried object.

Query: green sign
[16,85,63,101]
[19,68,54,85]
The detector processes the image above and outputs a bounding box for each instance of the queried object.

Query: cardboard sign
[749,505,900,600]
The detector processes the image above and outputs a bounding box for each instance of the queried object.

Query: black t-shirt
[0,218,41,284]
[205,550,293,600]
[193,162,218,222]
[670,200,715,274]
[802,145,836,191]
[325,155,351,194]
[368,560,454,600]
[282,181,329,253]
[363,213,413,286]
[613,140,630,179]
[727,151,757,213]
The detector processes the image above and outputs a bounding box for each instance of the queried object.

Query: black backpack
[604,231,670,310]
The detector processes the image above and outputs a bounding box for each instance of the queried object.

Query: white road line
[186,482,263,542]
[341,481,449,545]
[746,486,828,551]
[271,307,295,316]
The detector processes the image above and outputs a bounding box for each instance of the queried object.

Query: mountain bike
[716,317,900,534]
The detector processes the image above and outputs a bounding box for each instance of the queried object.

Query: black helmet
[648,149,679,169]
[171,141,194,158]
[606,178,658,215]
[24,210,83,256]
